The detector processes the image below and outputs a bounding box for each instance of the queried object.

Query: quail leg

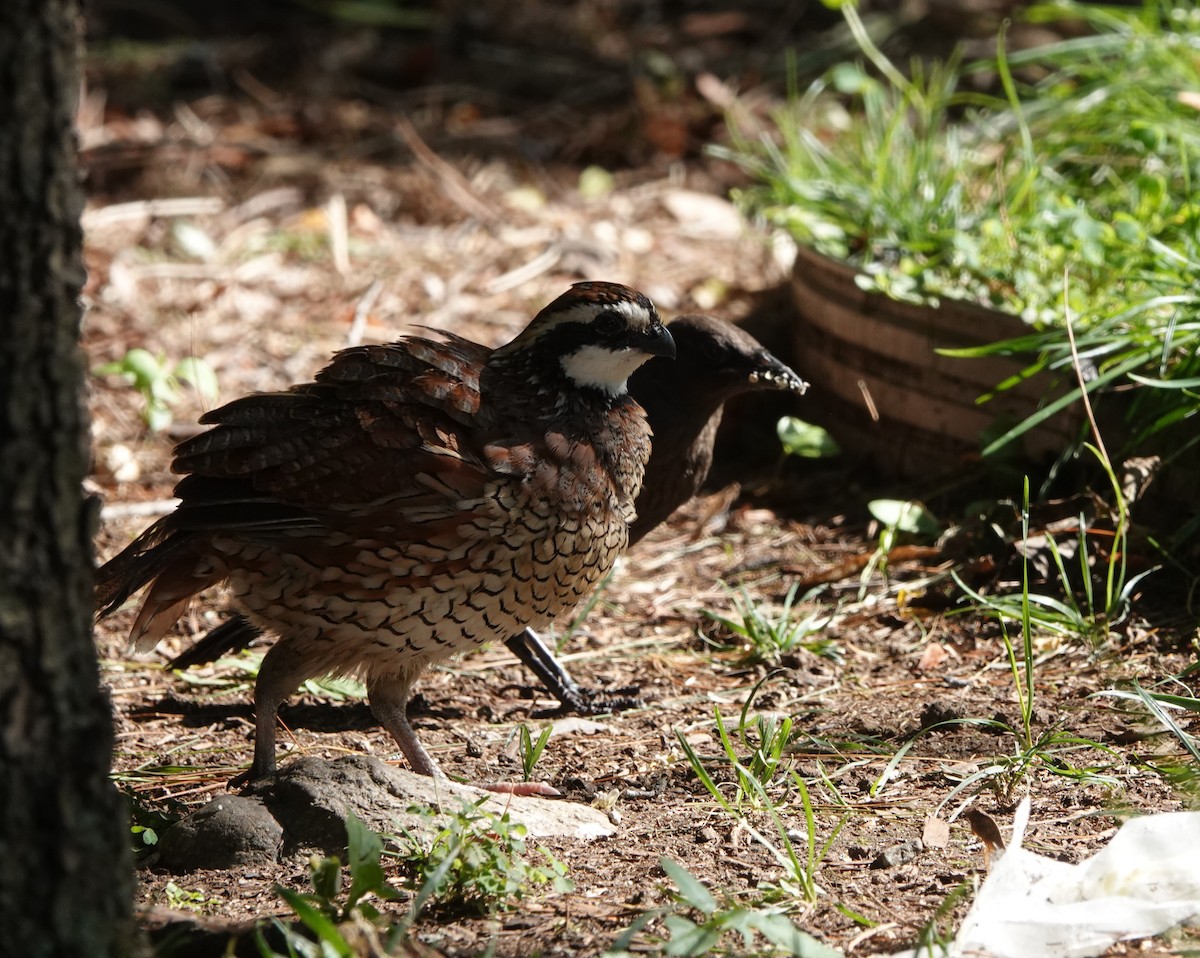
[369,671,558,797]
[181,616,643,718]
[251,638,323,780]
[506,627,643,717]
[183,615,644,718]
[367,669,442,778]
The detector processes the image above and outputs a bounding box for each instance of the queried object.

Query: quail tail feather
[94,517,179,617]
[95,519,223,653]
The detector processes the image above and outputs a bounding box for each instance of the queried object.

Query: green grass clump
[258,808,573,955]
[259,813,408,956]
[730,0,1200,468]
[733,1,1200,323]
[94,348,217,432]
[606,857,840,958]
[701,583,839,667]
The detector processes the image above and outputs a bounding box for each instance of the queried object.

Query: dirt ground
[83,5,1200,956]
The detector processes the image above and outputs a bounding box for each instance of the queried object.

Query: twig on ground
[396,117,498,222]
[483,247,563,294]
[83,197,225,230]
[346,281,384,348]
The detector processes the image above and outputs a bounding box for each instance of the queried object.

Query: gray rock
[257,755,616,855]
[153,755,616,871]
[870,838,925,869]
[157,794,283,870]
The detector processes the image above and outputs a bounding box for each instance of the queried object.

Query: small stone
[106,443,140,483]
[871,839,925,869]
[157,795,283,871]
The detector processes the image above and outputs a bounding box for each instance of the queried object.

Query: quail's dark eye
[593,309,623,336]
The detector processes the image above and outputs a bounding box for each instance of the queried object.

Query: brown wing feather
[96,332,504,645]
[171,334,493,516]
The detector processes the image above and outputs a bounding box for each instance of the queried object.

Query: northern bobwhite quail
[167,315,807,715]
[95,281,675,782]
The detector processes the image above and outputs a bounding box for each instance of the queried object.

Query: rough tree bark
[0,0,136,953]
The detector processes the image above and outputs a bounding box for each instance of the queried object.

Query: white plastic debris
[891,797,1200,958]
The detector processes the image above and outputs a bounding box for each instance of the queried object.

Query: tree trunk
[0,0,136,953]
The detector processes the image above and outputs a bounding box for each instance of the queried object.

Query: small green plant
[860,499,940,598]
[258,813,406,957]
[606,858,839,958]
[943,720,1121,808]
[681,706,794,810]
[868,700,1119,811]
[916,479,1123,803]
[738,711,794,798]
[727,675,801,801]
[912,882,973,956]
[701,583,839,666]
[95,348,217,432]
[130,822,158,849]
[515,722,553,782]
[955,308,1157,645]
[1099,682,1200,799]
[677,705,847,904]
[999,477,1038,751]
[955,454,1154,649]
[124,791,178,859]
[164,880,218,913]
[393,799,572,917]
[777,416,840,459]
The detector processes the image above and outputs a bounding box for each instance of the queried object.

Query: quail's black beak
[638,323,677,361]
[749,350,808,394]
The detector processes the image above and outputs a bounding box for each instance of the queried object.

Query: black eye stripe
[593,309,623,336]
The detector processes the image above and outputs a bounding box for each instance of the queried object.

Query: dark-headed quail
[96,281,674,783]
[511,313,808,711]
[167,314,807,715]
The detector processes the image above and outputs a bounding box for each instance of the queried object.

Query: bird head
[494,282,676,397]
[662,314,808,398]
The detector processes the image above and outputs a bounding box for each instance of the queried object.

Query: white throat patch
[560,344,649,396]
